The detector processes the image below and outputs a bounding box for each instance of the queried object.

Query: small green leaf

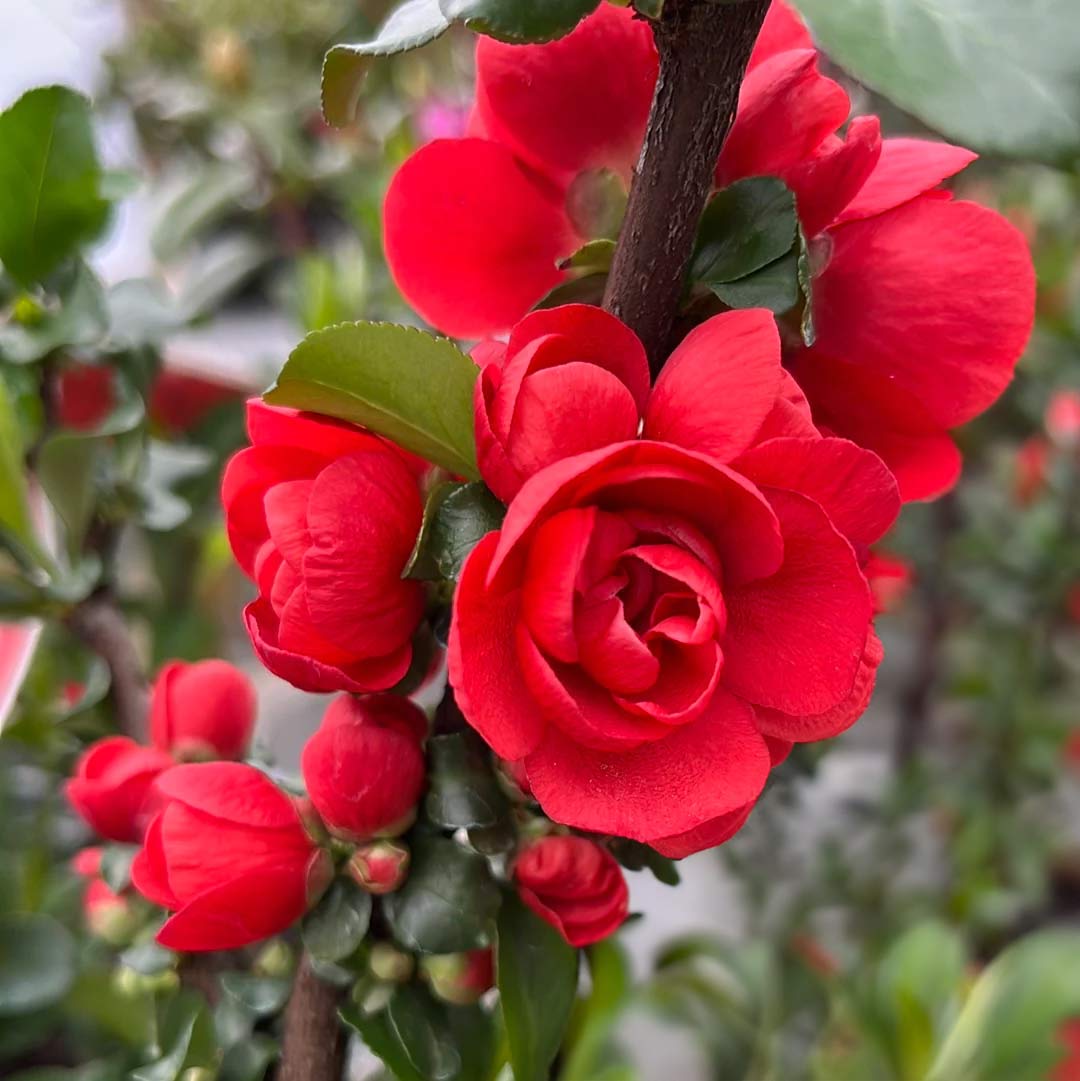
[384,836,501,954]
[558,239,617,275]
[132,990,217,1081]
[633,0,663,16]
[0,374,49,569]
[99,843,138,893]
[439,0,602,43]
[497,893,579,1081]
[387,984,462,1081]
[0,87,109,287]
[267,322,479,479]
[301,879,373,963]
[405,481,505,582]
[119,940,175,978]
[151,163,255,262]
[535,273,607,311]
[709,252,800,314]
[692,177,797,289]
[796,225,816,347]
[425,730,510,829]
[220,974,291,1018]
[0,914,76,1016]
[341,1003,426,1081]
[218,1034,278,1081]
[793,0,1080,167]
[322,0,452,127]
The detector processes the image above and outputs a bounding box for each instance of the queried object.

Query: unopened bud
[421,950,494,1006]
[369,942,414,984]
[348,839,410,895]
[253,939,294,979]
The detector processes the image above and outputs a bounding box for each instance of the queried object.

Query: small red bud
[421,950,495,1005]
[348,839,410,895]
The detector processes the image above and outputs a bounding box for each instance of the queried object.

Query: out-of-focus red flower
[453,308,895,854]
[1053,1019,1080,1081]
[864,551,914,614]
[71,846,104,878]
[1047,391,1080,449]
[221,400,426,694]
[414,99,469,143]
[422,949,494,1005]
[66,737,173,843]
[84,878,136,942]
[148,368,244,435]
[301,694,427,842]
[790,932,839,977]
[150,659,257,761]
[348,838,411,894]
[56,364,115,431]
[131,762,332,951]
[473,304,651,502]
[514,836,628,947]
[1067,585,1080,627]
[1015,436,1050,506]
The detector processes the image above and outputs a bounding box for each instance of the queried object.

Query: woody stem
[603,0,771,375]
[277,954,347,1081]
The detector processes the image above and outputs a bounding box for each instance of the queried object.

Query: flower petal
[155,763,303,829]
[748,0,813,70]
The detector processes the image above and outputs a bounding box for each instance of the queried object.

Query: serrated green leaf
[709,252,800,314]
[405,481,505,582]
[267,321,479,479]
[322,0,452,126]
[425,731,510,830]
[692,177,797,289]
[439,0,602,43]
[497,894,579,1081]
[384,836,501,954]
[0,87,109,287]
[793,0,1080,167]
[0,914,76,1015]
[301,878,373,963]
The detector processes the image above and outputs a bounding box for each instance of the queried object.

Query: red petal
[753,631,883,741]
[474,3,657,182]
[645,310,783,464]
[813,195,1034,429]
[245,400,381,459]
[734,436,900,547]
[130,813,179,908]
[835,137,978,224]
[448,532,547,761]
[717,50,849,186]
[524,690,770,842]
[384,139,576,338]
[652,802,754,859]
[156,762,303,828]
[748,0,813,70]
[723,490,872,715]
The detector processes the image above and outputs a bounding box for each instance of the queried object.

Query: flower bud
[150,659,257,762]
[301,694,427,843]
[421,950,494,1006]
[348,839,410,895]
[253,939,295,980]
[84,879,138,945]
[369,942,414,984]
[1046,390,1080,449]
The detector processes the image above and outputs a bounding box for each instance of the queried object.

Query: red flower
[385,2,1033,503]
[56,364,115,431]
[148,368,244,434]
[71,846,104,878]
[1015,436,1050,506]
[514,836,628,947]
[66,736,173,843]
[131,762,332,951]
[1054,1019,1080,1081]
[452,308,896,854]
[301,694,427,842]
[864,551,913,614]
[473,304,651,502]
[150,659,257,761]
[1047,390,1080,449]
[221,400,426,693]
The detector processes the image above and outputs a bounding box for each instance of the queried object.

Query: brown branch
[603,0,771,373]
[277,954,346,1081]
[65,593,149,740]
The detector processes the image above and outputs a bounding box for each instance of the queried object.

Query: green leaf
[405,482,505,582]
[341,1003,426,1081]
[99,843,138,893]
[132,990,218,1081]
[633,0,663,16]
[928,930,1080,1081]
[0,914,76,1016]
[119,940,175,978]
[793,0,1080,167]
[425,731,510,830]
[322,0,452,127]
[220,974,291,1017]
[796,225,816,347]
[266,322,479,479]
[558,239,617,275]
[0,374,49,569]
[218,1035,278,1081]
[496,894,579,1081]
[439,0,602,43]
[0,87,109,287]
[387,984,463,1081]
[301,878,373,963]
[709,252,800,314]
[535,273,607,311]
[561,939,632,1080]
[691,177,797,289]
[151,163,255,262]
[384,836,501,954]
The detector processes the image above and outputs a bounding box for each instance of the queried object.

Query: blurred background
[2,1,1080,1078]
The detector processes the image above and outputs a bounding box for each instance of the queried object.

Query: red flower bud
[514,836,628,948]
[421,949,494,1005]
[71,846,104,878]
[1014,436,1049,506]
[131,763,332,951]
[348,839,410,895]
[1047,391,1080,449]
[148,368,244,435]
[56,363,115,431]
[150,659,256,761]
[84,878,137,943]
[301,694,427,842]
[66,737,172,843]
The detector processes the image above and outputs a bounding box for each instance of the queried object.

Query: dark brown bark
[603,0,772,373]
[277,955,347,1081]
[65,593,148,739]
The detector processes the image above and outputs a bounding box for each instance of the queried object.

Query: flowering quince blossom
[384,0,1034,502]
[301,693,428,842]
[451,305,898,856]
[221,400,426,693]
[132,762,333,951]
[66,736,173,843]
[514,835,629,947]
[150,658,256,761]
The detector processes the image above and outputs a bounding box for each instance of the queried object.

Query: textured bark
[277,955,347,1081]
[603,0,771,373]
